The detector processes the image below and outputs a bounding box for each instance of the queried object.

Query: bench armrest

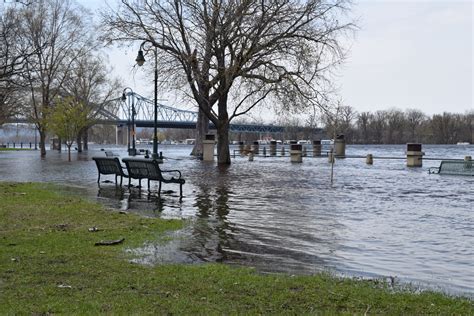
[161,169,182,178]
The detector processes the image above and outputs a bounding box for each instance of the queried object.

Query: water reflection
[186,164,234,262]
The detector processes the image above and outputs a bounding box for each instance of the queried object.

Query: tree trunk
[39,129,47,157]
[217,95,231,165]
[67,144,71,162]
[217,123,231,164]
[191,108,209,157]
[83,129,88,150]
[76,133,83,153]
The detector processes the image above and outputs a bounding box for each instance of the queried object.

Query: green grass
[0,147,32,151]
[0,182,472,315]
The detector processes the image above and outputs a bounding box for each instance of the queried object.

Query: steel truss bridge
[100,92,322,134]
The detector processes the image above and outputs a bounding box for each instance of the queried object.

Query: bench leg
[128,177,131,188]
[179,183,183,197]
[158,181,162,195]
[148,179,151,191]
[120,176,123,187]
[138,179,142,189]
[97,173,100,185]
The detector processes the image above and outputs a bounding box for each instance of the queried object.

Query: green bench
[122,158,185,196]
[428,160,474,176]
[92,157,128,186]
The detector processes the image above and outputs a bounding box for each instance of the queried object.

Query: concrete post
[252,141,259,155]
[269,140,277,156]
[281,146,286,156]
[312,140,322,157]
[203,134,215,161]
[290,143,303,163]
[366,154,373,165]
[406,143,424,167]
[335,134,345,157]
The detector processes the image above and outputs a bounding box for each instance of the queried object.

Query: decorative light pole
[136,42,159,160]
[121,87,136,156]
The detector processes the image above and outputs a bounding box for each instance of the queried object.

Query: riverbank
[0,182,472,314]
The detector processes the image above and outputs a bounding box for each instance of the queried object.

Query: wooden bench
[428,160,474,176]
[92,157,128,186]
[122,158,185,196]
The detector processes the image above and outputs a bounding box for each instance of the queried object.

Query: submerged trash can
[406,143,424,167]
[335,134,345,157]
[290,144,303,163]
[312,140,322,157]
[252,141,259,155]
[269,140,277,156]
[203,134,215,161]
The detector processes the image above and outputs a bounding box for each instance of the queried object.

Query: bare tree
[102,0,352,164]
[356,111,372,144]
[62,53,122,151]
[385,109,405,144]
[405,109,426,142]
[0,5,34,124]
[18,0,94,156]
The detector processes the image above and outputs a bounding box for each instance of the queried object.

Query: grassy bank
[0,182,472,314]
[0,147,32,151]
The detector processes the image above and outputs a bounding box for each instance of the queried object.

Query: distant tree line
[322,106,473,144]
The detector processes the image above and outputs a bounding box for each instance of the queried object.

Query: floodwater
[0,144,473,297]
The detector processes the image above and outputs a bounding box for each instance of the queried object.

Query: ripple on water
[1,144,473,296]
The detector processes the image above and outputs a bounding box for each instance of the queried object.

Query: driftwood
[94,238,125,246]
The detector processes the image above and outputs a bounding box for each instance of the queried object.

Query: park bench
[122,158,185,196]
[428,160,474,176]
[92,157,128,186]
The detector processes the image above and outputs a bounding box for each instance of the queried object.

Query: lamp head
[121,92,127,101]
[136,50,145,66]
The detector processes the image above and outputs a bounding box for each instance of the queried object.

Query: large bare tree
[102,0,352,164]
[18,0,94,156]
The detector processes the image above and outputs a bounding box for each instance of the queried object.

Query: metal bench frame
[92,157,129,186]
[122,158,185,196]
[429,160,474,176]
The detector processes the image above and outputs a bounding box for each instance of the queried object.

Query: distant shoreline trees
[322,107,473,145]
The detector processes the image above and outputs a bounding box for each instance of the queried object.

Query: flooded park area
[0,143,473,297]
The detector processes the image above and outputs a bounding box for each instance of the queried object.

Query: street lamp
[136,42,159,160]
[122,87,137,156]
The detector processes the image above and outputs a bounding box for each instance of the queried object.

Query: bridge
[99,91,315,134]
[5,92,323,144]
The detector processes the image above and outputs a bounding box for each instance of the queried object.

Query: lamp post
[122,87,137,156]
[136,43,159,160]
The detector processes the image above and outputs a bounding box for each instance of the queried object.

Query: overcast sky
[84,0,473,116]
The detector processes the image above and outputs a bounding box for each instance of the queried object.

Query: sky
[81,0,473,117]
